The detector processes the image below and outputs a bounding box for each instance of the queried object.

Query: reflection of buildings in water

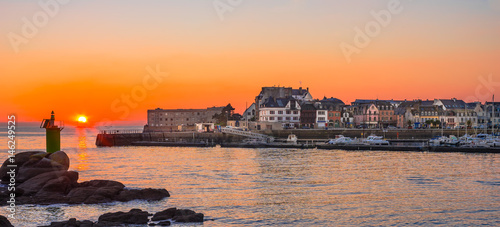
[76,128,89,171]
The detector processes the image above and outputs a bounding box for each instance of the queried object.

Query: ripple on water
[0,145,499,226]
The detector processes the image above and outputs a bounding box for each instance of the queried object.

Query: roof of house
[438,99,466,109]
[261,96,295,108]
[300,102,317,111]
[292,87,309,96]
[321,97,345,105]
[394,107,406,115]
[421,100,434,106]
[352,99,404,105]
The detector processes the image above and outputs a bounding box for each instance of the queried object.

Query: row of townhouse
[145,85,500,131]
[241,86,500,130]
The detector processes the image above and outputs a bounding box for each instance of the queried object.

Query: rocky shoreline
[0,151,205,226]
[0,151,170,205]
[0,207,204,226]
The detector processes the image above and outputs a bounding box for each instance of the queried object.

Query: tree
[425,119,433,128]
[433,119,441,128]
[212,103,235,126]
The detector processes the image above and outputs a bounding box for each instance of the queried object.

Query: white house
[259,97,301,129]
[434,98,477,128]
[242,103,256,121]
[316,107,328,128]
[292,87,313,102]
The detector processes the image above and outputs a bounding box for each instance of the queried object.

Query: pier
[95,130,500,153]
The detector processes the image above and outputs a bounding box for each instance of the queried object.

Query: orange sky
[1,1,499,125]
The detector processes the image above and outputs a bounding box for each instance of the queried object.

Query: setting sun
[78,116,87,123]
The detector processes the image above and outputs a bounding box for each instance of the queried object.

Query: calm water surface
[0,125,499,226]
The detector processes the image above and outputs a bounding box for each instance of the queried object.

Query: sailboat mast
[492,95,495,135]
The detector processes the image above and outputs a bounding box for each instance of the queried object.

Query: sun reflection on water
[75,128,89,171]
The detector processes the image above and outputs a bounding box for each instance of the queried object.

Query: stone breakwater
[0,151,170,205]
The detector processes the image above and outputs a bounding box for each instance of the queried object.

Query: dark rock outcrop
[97,209,150,225]
[0,215,14,227]
[115,188,171,202]
[0,151,70,184]
[152,207,204,223]
[18,170,78,196]
[152,220,171,226]
[0,151,169,206]
[38,207,203,226]
[39,218,103,227]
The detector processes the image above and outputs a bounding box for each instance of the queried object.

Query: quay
[96,129,500,153]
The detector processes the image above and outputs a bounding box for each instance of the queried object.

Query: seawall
[266,129,475,140]
[96,129,477,147]
[96,132,245,147]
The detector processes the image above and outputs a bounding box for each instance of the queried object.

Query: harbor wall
[265,129,475,140]
[96,132,245,146]
[96,129,477,147]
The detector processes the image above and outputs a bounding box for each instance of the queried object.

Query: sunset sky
[1,0,499,124]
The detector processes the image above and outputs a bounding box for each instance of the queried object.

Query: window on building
[278,111,283,114]
[293,117,298,120]
[186,118,189,121]
[286,117,291,120]
[270,117,275,120]
[286,111,291,114]
[270,111,275,114]
[293,111,298,114]
[278,117,283,121]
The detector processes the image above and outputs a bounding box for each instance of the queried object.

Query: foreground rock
[0,151,169,205]
[152,207,204,222]
[0,215,14,227]
[98,209,150,225]
[39,208,204,226]
[39,218,101,227]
